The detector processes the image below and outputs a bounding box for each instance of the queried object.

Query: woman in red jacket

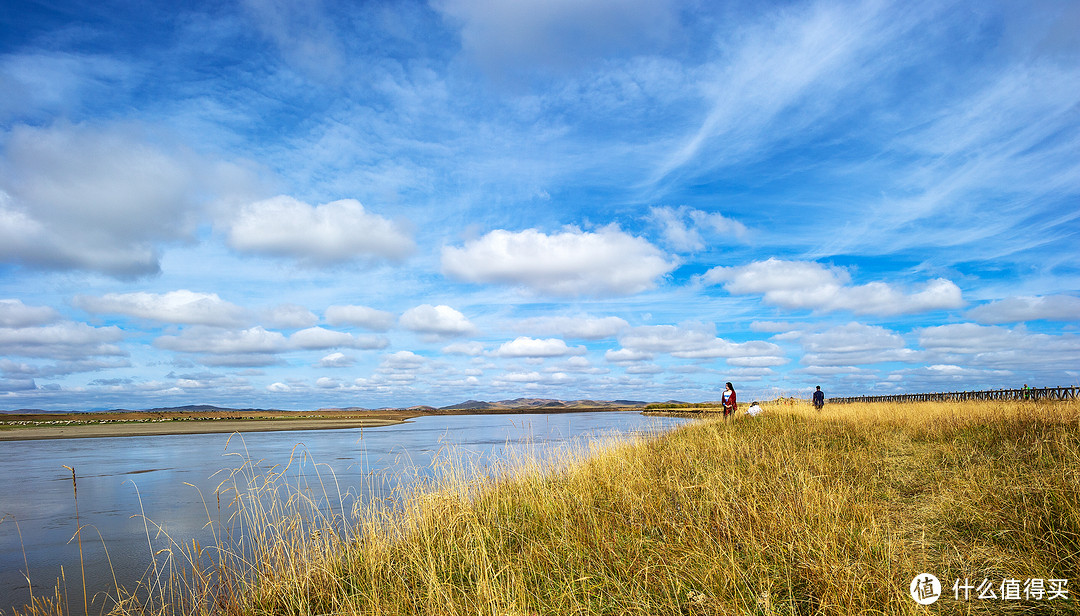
[722,382,737,419]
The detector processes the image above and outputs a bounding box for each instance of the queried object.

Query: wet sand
[0,417,410,441]
[0,406,644,441]
[0,408,425,441]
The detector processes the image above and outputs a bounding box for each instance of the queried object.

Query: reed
[10,399,1079,616]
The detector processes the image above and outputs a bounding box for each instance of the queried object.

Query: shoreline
[0,407,647,441]
[0,417,413,441]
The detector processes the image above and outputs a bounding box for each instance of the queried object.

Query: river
[0,411,689,613]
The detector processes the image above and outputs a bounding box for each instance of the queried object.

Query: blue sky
[1,0,1077,411]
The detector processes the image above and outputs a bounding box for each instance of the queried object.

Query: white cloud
[0,322,125,360]
[155,326,288,354]
[442,341,485,356]
[493,336,585,358]
[652,0,923,183]
[226,196,415,264]
[0,123,212,277]
[966,295,1080,324]
[442,226,676,296]
[400,304,477,340]
[648,205,748,251]
[318,352,355,368]
[703,258,963,315]
[432,0,679,76]
[375,350,430,385]
[916,323,1080,371]
[325,304,396,331]
[618,322,781,359]
[549,356,607,374]
[264,304,318,328]
[625,363,663,375]
[289,326,389,350]
[0,299,60,327]
[74,290,248,327]
[515,315,628,339]
[726,356,789,367]
[0,357,130,378]
[605,348,653,363]
[267,382,291,392]
[796,322,919,367]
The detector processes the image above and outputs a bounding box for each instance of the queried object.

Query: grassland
[13,398,1079,616]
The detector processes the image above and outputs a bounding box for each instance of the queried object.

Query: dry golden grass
[11,399,1079,616]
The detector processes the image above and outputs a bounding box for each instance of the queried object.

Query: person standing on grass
[722,382,737,418]
[813,386,825,410]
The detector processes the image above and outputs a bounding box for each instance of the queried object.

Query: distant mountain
[440,400,499,410]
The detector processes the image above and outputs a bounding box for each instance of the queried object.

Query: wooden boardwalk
[828,386,1079,404]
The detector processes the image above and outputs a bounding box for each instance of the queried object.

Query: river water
[0,411,689,613]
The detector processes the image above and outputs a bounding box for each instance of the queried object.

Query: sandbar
[0,417,410,441]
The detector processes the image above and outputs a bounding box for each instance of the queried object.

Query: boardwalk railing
[828,386,1079,404]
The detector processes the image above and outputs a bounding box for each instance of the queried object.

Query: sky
[0,0,1078,411]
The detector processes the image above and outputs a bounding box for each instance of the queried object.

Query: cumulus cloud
[0,299,60,327]
[916,323,1080,371]
[0,357,130,378]
[493,336,585,358]
[154,324,387,360]
[0,322,125,360]
[400,304,477,340]
[795,322,919,367]
[375,350,430,385]
[155,326,288,354]
[226,196,414,264]
[648,205,748,251]
[702,258,963,315]
[325,304,396,331]
[515,315,629,339]
[289,326,389,350]
[605,347,653,363]
[74,290,248,327]
[319,352,356,368]
[966,295,1080,324]
[264,304,318,328]
[0,123,210,277]
[617,322,781,359]
[442,341,485,356]
[442,226,676,296]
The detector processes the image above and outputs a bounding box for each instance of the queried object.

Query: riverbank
[14,399,1078,615]
[0,409,420,441]
[0,407,638,441]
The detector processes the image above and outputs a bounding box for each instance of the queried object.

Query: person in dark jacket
[813,386,824,410]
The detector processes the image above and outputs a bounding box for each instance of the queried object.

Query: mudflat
[0,409,420,441]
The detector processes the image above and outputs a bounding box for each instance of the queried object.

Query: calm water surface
[0,411,689,613]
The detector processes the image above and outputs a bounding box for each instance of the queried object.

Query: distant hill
[3,399,650,416]
[438,398,646,410]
